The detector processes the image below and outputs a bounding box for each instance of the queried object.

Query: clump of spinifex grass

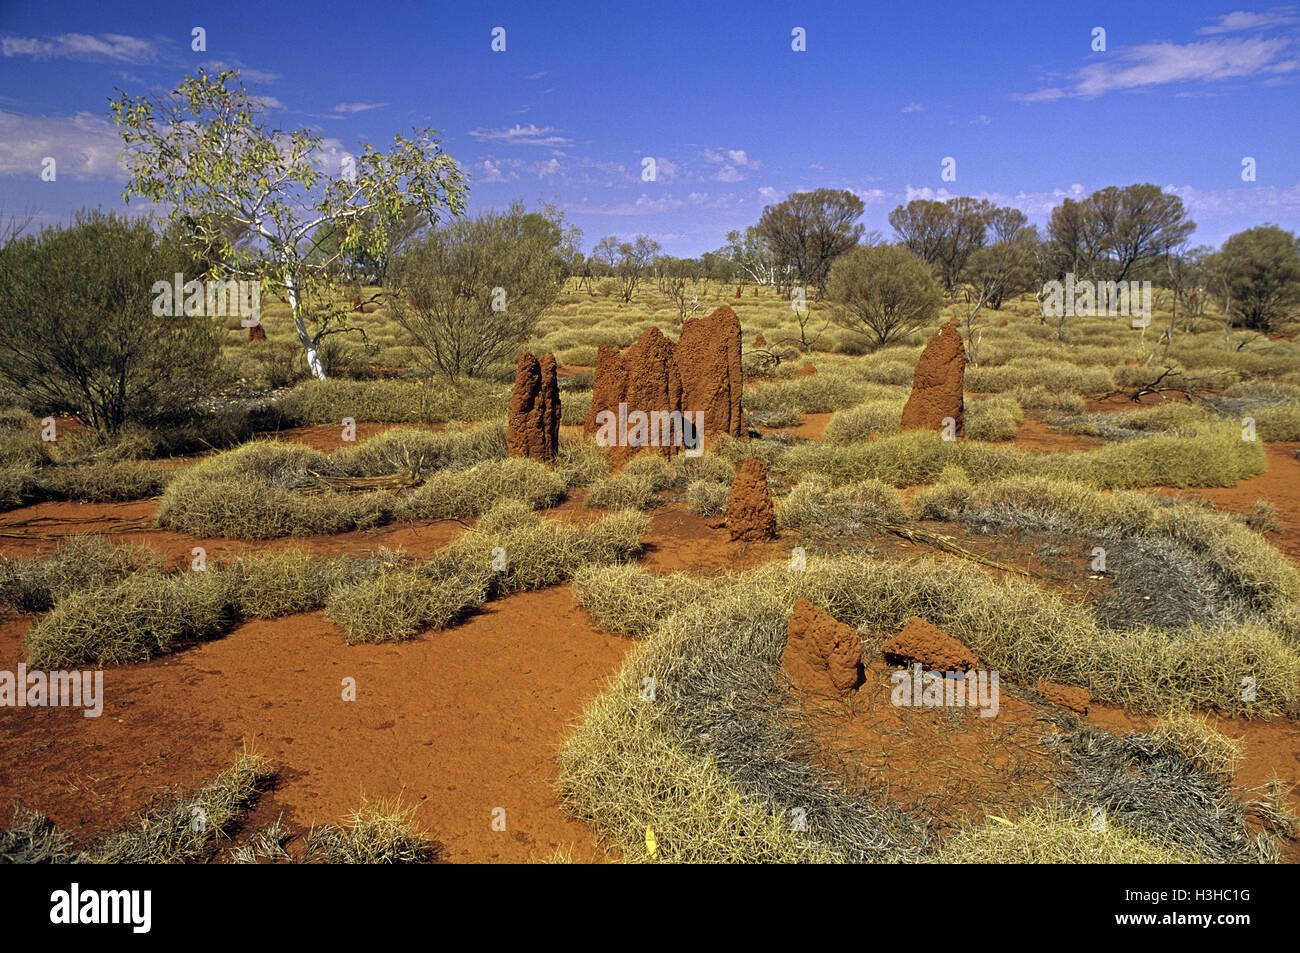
[555,435,611,488]
[1250,774,1299,840]
[743,373,897,414]
[933,807,1209,864]
[910,473,1300,644]
[294,797,437,864]
[0,536,166,613]
[41,459,172,502]
[823,394,1022,444]
[91,748,276,864]
[155,440,388,539]
[571,563,714,638]
[572,557,1299,714]
[329,422,505,477]
[685,479,729,515]
[321,504,646,643]
[26,568,235,667]
[1045,722,1276,864]
[0,408,172,510]
[0,807,81,863]
[429,504,648,597]
[1151,713,1244,781]
[274,377,507,426]
[395,457,565,521]
[325,567,490,644]
[776,476,907,532]
[783,423,1265,489]
[156,424,526,539]
[230,547,409,618]
[964,359,1115,395]
[1057,402,1213,441]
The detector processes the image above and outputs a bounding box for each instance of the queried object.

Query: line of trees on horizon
[1,66,1298,443]
[576,185,1300,344]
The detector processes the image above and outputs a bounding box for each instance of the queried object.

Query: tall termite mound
[507,351,561,462]
[583,307,744,467]
[676,305,744,442]
[900,321,966,436]
[782,598,864,696]
[725,457,776,541]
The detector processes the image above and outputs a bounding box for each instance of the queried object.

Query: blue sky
[1,0,1297,255]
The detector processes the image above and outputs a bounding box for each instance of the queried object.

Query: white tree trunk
[286,269,325,379]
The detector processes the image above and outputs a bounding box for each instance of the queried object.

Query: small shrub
[26,570,235,667]
[325,569,487,643]
[686,479,729,515]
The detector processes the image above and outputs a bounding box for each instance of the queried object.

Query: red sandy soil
[641,506,789,573]
[1084,389,1213,413]
[1155,441,1300,564]
[0,498,466,566]
[1012,418,1106,453]
[259,422,427,452]
[798,657,1058,831]
[0,585,628,864]
[4,407,1300,862]
[755,411,830,442]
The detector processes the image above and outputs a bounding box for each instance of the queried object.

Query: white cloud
[1198,9,1300,35]
[0,110,127,179]
[1018,35,1298,101]
[648,156,680,183]
[478,158,519,183]
[1,33,159,63]
[1166,180,1300,218]
[537,157,561,178]
[468,123,572,146]
[901,102,925,113]
[311,137,353,176]
[903,186,955,203]
[852,188,888,204]
[333,101,387,114]
[568,194,689,215]
[703,146,758,183]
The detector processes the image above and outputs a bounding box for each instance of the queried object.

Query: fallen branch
[871,519,1062,582]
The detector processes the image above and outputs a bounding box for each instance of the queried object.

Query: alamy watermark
[151,274,262,327]
[1040,273,1153,328]
[592,403,703,456]
[0,665,103,717]
[890,664,1000,718]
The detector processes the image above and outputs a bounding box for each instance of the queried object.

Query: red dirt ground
[0,498,466,566]
[1012,418,1106,453]
[0,585,629,863]
[4,410,1300,862]
[755,411,830,441]
[1156,441,1300,563]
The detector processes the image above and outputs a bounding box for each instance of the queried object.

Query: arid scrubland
[3,270,1300,865]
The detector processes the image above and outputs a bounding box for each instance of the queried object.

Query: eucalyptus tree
[111,69,468,378]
